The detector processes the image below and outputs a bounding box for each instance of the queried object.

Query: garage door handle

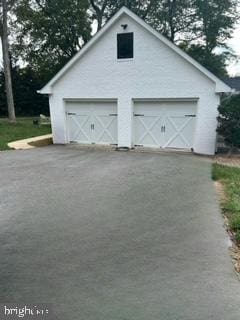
[185,115,196,117]
[161,126,166,132]
[91,124,95,130]
[109,114,118,116]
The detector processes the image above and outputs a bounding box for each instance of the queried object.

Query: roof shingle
[224,77,240,91]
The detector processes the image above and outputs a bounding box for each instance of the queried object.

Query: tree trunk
[168,0,176,42]
[97,15,103,31]
[1,0,16,122]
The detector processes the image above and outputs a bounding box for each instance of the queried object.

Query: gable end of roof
[39,6,232,94]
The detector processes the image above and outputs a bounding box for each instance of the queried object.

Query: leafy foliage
[180,43,232,77]
[13,0,91,79]
[217,94,240,149]
[90,0,196,42]
[0,66,49,116]
[193,0,238,53]
[146,0,196,42]
[89,0,158,30]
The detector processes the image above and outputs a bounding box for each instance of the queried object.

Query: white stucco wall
[48,13,220,155]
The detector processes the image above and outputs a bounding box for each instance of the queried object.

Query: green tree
[89,0,158,31]
[147,0,196,42]
[217,94,240,151]
[13,0,91,80]
[0,66,49,116]
[179,43,235,77]
[193,0,237,53]
[187,0,237,77]
[89,0,110,31]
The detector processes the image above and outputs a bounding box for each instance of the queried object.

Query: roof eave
[37,88,51,94]
[215,82,233,93]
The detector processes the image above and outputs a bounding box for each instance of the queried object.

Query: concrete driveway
[0,146,240,320]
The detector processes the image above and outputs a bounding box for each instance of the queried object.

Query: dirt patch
[230,246,240,274]
[214,181,226,202]
[29,137,53,147]
[214,155,240,168]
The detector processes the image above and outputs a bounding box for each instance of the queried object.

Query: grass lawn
[212,164,240,244]
[0,118,52,151]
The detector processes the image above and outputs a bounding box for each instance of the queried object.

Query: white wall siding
[194,94,220,155]
[48,13,220,155]
[117,97,133,147]
[49,95,67,144]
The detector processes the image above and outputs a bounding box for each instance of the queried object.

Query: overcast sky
[0,19,240,76]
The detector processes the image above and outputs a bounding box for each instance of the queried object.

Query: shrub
[217,94,240,151]
[0,67,49,117]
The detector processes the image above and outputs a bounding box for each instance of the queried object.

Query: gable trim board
[40,7,232,155]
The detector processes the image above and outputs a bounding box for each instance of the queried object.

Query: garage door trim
[63,98,118,103]
[132,97,199,102]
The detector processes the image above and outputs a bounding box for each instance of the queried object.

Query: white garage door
[66,101,117,145]
[134,101,196,150]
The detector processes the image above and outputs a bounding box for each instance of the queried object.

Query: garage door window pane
[117,33,134,59]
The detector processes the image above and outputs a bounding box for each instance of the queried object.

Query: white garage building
[39,7,232,155]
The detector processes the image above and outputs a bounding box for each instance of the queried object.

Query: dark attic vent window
[117,32,134,59]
